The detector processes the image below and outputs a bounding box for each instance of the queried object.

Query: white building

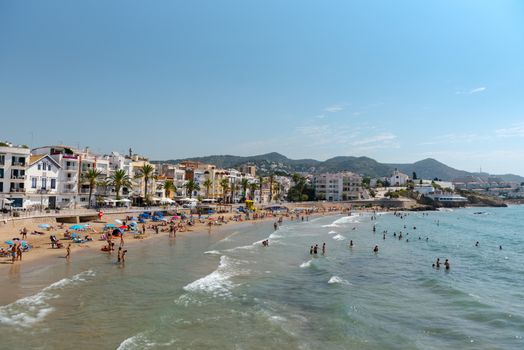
[314,172,363,201]
[389,169,410,186]
[32,146,81,208]
[25,154,61,209]
[0,143,30,208]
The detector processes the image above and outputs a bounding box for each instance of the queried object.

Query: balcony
[12,161,26,167]
[10,188,26,193]
[64,166,78,171]
[10,175,25,180]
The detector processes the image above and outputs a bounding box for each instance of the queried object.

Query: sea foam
[328,276,351,285]
[117,332,175,350]
[183,256,249,297]
[332,234,346,241]
[0,270,96,328]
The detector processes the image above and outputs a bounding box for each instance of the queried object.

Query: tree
[268,174,275,203]
[82,168,102,209]
[184,180,200,199]
[412,172,418,180]
[134,164,156,205]
[258,176,266,203]
[163,180,176,198]
[220,178,230,204]
[203,178,213,198]
[248,182,258,201]
[110,169,132,200]
[240,178,249,201]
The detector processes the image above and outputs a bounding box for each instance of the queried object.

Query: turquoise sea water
[0,206,523,349]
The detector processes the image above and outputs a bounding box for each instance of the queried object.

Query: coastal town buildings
[314,172,363,201]
[389,169,410,186]
[24,154,61,209]
[0,142,30,208]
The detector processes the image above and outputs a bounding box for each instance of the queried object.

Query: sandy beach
[0,204,352,272]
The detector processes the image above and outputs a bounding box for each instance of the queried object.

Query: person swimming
[475,241,479,247]
[436,258,440,268]
[499,245,503,250]
[373,245,379,253]
[383,234,386,240]
[322,243,326,254]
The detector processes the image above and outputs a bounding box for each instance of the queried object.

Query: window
[48,164,51,171]
[38,164,41,170]
[41,178,47,189]
[51,179,56,189]
[0,182,3,192]
[0,169,3,179]
[32,178,37,188]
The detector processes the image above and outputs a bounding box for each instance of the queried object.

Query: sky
[1,0,524,175]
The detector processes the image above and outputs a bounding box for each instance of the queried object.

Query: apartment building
[0,142,30,208]
[314,172,363,201]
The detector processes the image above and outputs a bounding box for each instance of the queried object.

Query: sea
[0,206,523,350]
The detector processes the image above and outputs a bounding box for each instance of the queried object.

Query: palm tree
[110,169,132,200]
[219,178,230,204]
[230,182,238,204]
[203,178,213,198]
[248,182,258,202]
[163,180,176,198]
[135,164,155,205]
[184,180,200,198]
[82,168,102,209]
[259,176,266,203]
[240,178,249,201]
[269,174,275,203]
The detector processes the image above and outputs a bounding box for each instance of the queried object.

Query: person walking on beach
[21,227,28,240]
[142,224,146,235]
[16,244,22,261]
[65,244,71,260]
[10,245,17,264]
[121,250,127,262]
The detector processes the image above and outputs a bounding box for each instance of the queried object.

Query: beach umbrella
[130,217,137,221]
[38,224,50,229]
[4,240,14,245]
[70,224,85,230]
[112,228,123,236]
[115,219,123,225]
[119,225,128,229]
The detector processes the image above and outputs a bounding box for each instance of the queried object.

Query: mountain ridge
[154,152,524,183]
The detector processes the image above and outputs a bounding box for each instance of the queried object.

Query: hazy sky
[1,0,524,175]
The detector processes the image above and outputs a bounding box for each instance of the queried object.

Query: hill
[155,153,524,182]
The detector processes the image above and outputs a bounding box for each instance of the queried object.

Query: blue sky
[1,0,524,175]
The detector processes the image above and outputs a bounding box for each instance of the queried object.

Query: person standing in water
[373,245,379,253]
[444,259,450,270]
[313,244,318,254]
[322,243,326,255]
[309,246,313,255]
[349,240,354,247]
[65,244,71,260]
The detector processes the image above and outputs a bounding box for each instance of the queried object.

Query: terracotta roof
[29,154,45,165]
